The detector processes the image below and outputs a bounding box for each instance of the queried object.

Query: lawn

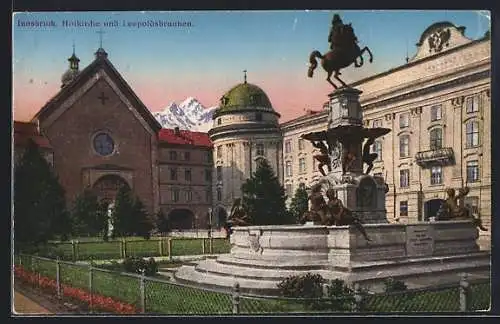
[39,237,231,261]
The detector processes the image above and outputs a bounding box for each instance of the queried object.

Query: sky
[12,10,491,123]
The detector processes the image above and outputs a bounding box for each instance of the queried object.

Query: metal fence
[38,237,230,261]
[13,255,491,314]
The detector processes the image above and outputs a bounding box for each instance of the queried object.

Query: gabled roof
[32,51,162,133]
[13,121,52,149]
[158,128,212,148]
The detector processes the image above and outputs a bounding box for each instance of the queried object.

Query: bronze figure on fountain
[436,187,487,231]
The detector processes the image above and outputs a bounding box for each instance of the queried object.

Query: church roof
[158,128,212,147]
[33,50,162,133]
[13,121,52,149]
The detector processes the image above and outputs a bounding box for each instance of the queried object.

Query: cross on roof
[97,29,106,48]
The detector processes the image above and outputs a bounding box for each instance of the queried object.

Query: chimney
[174,127,180,135]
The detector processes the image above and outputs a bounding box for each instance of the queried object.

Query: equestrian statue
[308,14,373,89]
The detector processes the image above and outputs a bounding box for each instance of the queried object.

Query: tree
[241,159,293,225]
[155,209,170,235]
[14,140,71,247]
[289,183,309,223]
[111,185,135,238]
[112,186,153,238]
[132,198,153,239]
[70,188,107,237]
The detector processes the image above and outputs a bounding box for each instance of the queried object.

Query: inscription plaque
[406,225,434,257]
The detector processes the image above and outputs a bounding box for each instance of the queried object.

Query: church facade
[27,47,213,229]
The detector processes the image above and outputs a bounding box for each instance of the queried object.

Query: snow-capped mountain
[153,97,217,132]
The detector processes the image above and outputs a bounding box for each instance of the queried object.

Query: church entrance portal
[92,174,130,204]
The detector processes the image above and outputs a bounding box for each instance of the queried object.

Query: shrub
[122,257,158,276]
[383,277,408,293]
[277,273,324,310]
[324,279,356,311]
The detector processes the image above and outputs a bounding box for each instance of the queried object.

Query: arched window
[429,128,443,150]
[399,135,410,158]
[466,120,480,148]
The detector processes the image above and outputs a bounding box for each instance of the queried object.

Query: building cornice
[362,69,490,110]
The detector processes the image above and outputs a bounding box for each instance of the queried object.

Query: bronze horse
[308,24,373,89]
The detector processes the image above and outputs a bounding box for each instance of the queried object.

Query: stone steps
[194,258,327,281]
[173,265,285,296]
[216,254,327,270]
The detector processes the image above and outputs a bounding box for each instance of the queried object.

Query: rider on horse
[328,14,345,51]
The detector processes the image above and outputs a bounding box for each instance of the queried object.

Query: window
[285,184,293,196]
[299,158,306,173]
[430,166,443,185]
[185,190,193,202]
[466,160,480,183]
[372,140,382,161]
[255,112,263,121]
[204,151,212,163]
[430,128,443,150]
[216,188,222,201]
[400,169,410,188]
[466,95,479,113]
[217,118,222,125]
[399,135,410,158]
[256,143,264,156]
[400,201,408,217]
[285,140,292,154]
[399,113,409,129]
[206,189,212,202]
[171,189,179,202]
[184,152,190,161]
[464,196,479,215]
[205,169,212,182]
[298,138,305,151]
[466,120,479,148]
[373,119,383,128]
[285,161,293,177]
[170,151,177,161]
[93,132,114,156]
[170,168,178,181]
[216,146,222,159]
[216,166,222,181]
[185,169,192,182]
[430,105,442,121]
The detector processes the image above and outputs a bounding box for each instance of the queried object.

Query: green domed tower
[208,73,283,220]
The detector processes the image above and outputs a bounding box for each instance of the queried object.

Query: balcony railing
[415,147,455,167]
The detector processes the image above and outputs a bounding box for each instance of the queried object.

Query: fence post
[140,269,146,313]
[459,273,470,312]
[56,258,61,299]
[71,240,76,262]
[209,237,213,254]
[89,262,94,313]
[123,239,127,258]
[119,239,124,258]
[232,282,240,314]
[158,239,164,256]
[353,283,364,312]
[167,238,172,261]
[202,238,206,254]
[18,255,22,267]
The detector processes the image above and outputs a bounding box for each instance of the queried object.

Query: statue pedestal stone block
[173,221,490,295]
